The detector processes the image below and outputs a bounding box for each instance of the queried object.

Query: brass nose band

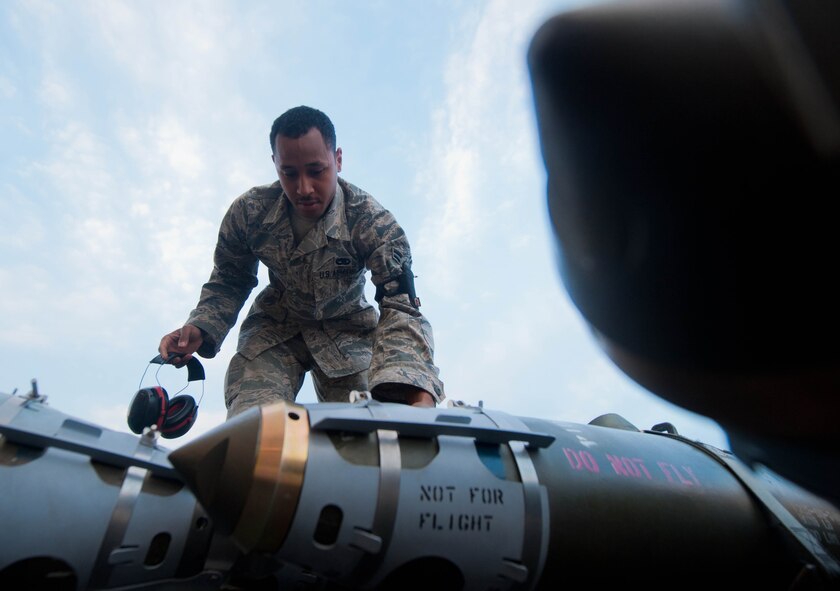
[259,402,310,552]
[232,402,309,552]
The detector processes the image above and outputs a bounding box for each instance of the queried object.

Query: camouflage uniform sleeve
[358,206,445,403]
[186,196,259,358]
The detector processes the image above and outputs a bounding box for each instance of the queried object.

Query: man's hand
[159,324,204,367]
[372,383,436,407]
[404,389,435,407]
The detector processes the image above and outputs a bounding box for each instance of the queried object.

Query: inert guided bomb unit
[1,388,840,589]
[3,0,840,588]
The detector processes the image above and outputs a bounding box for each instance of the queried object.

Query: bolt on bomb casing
[169,400,840,590]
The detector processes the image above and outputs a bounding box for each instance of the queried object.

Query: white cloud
[151,214,221,293]
[118,116,205,180]
[0,267,52,347]
[432,284,581,408]
[153,119,206,179]
[0,324,51,348]
[414,0,552,294]
[11,114,215,346]
[0,187,46,248]
[38,70,73,109]
[0,75,17,99]
[131,202,151,217]
[226,160,265,196]
[33,121,114,209]
[61,281,120,318]
[73,216,124,263]
[85,0,247,102]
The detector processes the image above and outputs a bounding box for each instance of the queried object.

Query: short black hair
[270,106,336,152]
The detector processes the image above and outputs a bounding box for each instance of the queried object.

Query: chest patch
[319,256,357,279]
[319,268,357,279]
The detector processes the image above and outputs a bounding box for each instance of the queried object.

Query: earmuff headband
[149,354,206,382]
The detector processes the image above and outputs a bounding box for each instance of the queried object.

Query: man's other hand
[405,389,435,407]
[372,383,435,407]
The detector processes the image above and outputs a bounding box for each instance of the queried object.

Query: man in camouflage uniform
[159,106,444,417]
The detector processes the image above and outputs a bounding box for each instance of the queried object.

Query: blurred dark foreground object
[528,0,840,504]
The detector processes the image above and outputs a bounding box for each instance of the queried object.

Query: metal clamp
[309,416,555,449]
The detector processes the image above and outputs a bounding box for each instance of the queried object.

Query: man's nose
[298,175,314,196]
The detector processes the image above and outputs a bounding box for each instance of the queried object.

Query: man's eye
[282,170,298,178]
[308,168,324,176]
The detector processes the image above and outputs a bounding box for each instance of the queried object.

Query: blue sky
[0,0,728,449]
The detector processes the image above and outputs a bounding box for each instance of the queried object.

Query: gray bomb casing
[0,391,222,589]
[170,399,840,590]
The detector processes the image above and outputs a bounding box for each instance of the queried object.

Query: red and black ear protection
[127,354,205,439]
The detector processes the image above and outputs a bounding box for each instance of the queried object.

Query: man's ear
[335,147,342,173]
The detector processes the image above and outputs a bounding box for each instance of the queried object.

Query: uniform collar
[323,180,350,241]
[289,179,350,259]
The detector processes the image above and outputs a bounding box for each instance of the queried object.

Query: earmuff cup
[127,386,168,435]
[161,394,198,439]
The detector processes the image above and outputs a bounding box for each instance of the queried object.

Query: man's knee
[224,350,301,417]
[314,370,369,403]
[226,389,291,419]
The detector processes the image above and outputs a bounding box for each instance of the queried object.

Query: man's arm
[357,204,445,406]
[159,197,259,362]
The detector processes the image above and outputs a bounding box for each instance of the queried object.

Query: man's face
[273,127,342,220]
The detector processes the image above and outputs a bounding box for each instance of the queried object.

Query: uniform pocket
[236,313,292,360]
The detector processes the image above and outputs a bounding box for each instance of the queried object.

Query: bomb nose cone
[168,402,310,553]
[169,406,261,535]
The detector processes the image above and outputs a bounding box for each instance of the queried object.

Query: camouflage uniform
[186,178,444,416]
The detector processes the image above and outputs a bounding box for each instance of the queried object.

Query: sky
[0,0,729,450]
